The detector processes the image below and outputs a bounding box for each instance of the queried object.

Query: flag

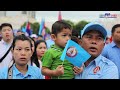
[38,18,45,35]
[60,40,91,67]
[38,18,46,40]
[109,36,112,43]
[26,21,32,36]
[58,11,62,21]
[42,24,46,39]
[21,27,26,33]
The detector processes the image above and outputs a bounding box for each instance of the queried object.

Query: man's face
[112,27,120,42]
[1,26,13,42]
[81,30,105,58]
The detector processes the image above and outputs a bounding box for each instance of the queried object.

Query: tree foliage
[74,20,89,36]
[21,21,50,35]
[20,20,89,37]
[63,19,75,29]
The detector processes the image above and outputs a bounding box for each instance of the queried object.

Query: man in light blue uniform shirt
[75,22,119,79]
[75,55,118,79]
[102,24,120,78]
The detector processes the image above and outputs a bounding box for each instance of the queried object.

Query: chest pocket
[87,73,101,79]
[87,68,101,79]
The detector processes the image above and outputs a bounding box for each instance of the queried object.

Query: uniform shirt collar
[87,55,103,67]
[111,41,118,48]
[13,64,33,76]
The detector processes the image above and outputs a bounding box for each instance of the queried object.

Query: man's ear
[51,34,56,41]
[78,39,82,45]
[0,31,1,35]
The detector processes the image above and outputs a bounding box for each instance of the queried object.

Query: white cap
[30,34,38,38]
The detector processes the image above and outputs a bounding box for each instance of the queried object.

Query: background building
[0,11,36,30]
[0,11,35,18]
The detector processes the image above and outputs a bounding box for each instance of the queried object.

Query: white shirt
[0,39,12,69]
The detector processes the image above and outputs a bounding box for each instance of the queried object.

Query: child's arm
[42,65,64,76]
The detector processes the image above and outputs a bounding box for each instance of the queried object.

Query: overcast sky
[36,11,120,23]
[5,11,120,23]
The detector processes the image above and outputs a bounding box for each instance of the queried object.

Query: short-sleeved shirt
[0,39,12,69]
[0,64,44,79]
[42,44,74,79]
[102,41,120,78]
[75,55,119,79]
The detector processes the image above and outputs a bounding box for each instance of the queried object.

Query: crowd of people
[0,20,119,79]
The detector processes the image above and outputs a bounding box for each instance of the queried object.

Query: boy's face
[81,30,105,58]
[51,28,72,48]
[12,40,33,66]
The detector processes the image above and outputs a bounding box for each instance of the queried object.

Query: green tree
[32,22,39,34]
[74,20,89,37]
[63,19,75,29]
[21,21,50,35]
[45,27,50,34]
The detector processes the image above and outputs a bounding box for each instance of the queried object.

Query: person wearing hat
[30,34,38,42]
[75,22,119,79]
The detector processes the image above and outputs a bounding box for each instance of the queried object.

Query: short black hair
[112,24,120,34]
[13,34,32,50]
[17,30,23,33]
[51,20,72,36]
[38,35,43,38]
[0,23,13,31]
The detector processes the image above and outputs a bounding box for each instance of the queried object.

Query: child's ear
[51,34,56,41]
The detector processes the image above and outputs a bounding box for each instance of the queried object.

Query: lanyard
[7,66,13,79]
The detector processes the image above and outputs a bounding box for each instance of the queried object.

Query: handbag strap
[0,44,12,63]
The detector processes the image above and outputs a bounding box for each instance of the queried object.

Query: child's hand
[55,65,64,76]
[73,66,83,75]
